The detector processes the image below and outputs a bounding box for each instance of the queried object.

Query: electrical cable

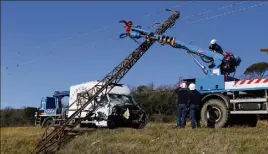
[18,35,120,66]
[189,2,268,24]
[3,1,248,71]
[144,1,193,17]
[181,1,248,20]
[3,2,193,71]
[4,1,260,71]
[168,2,267,49]
[8,1,245,69]
[7,2,190,55]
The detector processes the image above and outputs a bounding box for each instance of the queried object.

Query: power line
[181,1,248,20]
[77,1,250,49]
[3,2,193,70]
[189,2,268,24]
[18,36,120,66]
[39,2,192,48]
[144,1,193,17]
[139,1,251,45]
[3,2,244,69]
[6,1,246,57]
[4,2,254,71]
[13,2,190,55]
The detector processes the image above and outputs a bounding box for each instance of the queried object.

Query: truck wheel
[201,99,229,128]
[134,113,148,129]
[107,116,116,129]
[42,118,54,128]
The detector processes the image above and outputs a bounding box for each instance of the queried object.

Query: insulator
[158,35,176,45]
[165,36,170,42]
[161,35,166,42]
[170,37,176,46]
[157,36,161,41]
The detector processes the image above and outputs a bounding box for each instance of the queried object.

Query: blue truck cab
[35,91,69,127]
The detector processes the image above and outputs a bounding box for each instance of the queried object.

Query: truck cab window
[108,94,134,106]
[40,97,46,109]
[46,97,56,109]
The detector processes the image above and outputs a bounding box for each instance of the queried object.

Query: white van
[68,80,148,129]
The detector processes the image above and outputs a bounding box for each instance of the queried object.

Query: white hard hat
[210,39,216,44]
[189,83,196,90]
[180,82,186,88]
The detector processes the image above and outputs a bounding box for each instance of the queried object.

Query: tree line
[0,107,38,127]
[0,84,178,127]
[1,62,267,127]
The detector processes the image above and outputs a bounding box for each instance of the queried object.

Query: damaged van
[68,81,148,129]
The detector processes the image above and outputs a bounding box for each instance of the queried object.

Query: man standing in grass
[174,82,189,128]
[188,83,201,129]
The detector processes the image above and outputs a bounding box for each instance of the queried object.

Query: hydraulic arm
[53,91,70,97]
[145,34,241,76]
[119,22,241,76]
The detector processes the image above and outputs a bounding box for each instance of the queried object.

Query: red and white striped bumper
[225,78,268,90]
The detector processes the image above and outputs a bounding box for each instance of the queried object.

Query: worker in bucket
[188,83,201,128]
[173,82,189,128]
[209,39,224,55]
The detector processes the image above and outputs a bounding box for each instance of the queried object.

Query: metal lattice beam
[33,10,180,154]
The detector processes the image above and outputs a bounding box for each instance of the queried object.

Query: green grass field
[1,122,268,154]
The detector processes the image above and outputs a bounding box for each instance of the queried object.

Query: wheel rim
[206,107,222,122]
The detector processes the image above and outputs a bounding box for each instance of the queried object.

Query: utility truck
[35,81,148,129]
[118,19,268,127]
[128,30,268,128]
[34,91,69,127]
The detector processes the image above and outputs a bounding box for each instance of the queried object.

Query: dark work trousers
[177,104,187,128]
[190,104,200,128]
[195,106,201,128]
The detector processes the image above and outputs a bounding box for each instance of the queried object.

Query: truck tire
[201,99,229,128]
[134,113,148,129]
[107,115,117,129]
[42,118,54,128]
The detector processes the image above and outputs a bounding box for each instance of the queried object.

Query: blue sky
[1,1,268,109]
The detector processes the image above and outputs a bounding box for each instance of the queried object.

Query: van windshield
[108,94,136,106]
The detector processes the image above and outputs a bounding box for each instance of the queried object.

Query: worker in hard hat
[173,82,189,128]
[209,39,224,55]
[188,83,201,129]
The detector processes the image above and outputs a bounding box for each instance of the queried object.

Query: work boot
[171,125,181,129]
